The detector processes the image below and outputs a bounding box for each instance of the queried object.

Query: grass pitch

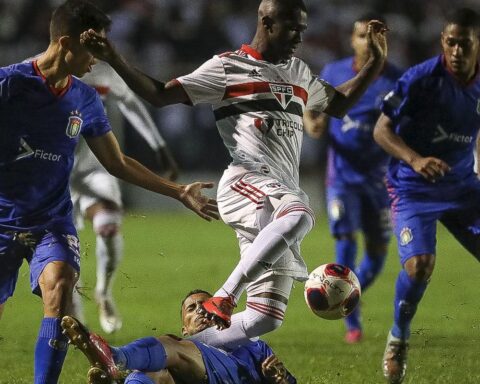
[0,212,479,383]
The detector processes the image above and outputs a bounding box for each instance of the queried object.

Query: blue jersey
[0,61,110,231]
[381,55,480,196]
[194,340,296,384]
[321,57,402,185]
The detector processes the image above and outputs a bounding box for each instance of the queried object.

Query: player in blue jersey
[304,14,402,344]
[61,289,296,384]
[0,1,218,383]
[373,8,480,384]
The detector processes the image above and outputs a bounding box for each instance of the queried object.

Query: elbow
[103,157,128,178]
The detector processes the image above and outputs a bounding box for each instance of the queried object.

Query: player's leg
[202,187,313,327]
[31,229,80,384]
[327,186,362,341]
[85,199,124,333]
[190,271,293,350]
[383,203,437,384]
[61,316,206,383]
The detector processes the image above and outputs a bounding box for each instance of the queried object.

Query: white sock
[189,296,287,350]
[95,232,123,298]
[215,210,313,302]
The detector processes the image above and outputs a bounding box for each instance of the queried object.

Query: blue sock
[335,238,357,270]
[391,270,428,340]
[112,337,167,372]
[34,317,69,384]
[125,372,155,384]
[355,251,387,291]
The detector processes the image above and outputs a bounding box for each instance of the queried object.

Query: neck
[353,54,370,72]
[250,33,281,64]
[35,44,70,89]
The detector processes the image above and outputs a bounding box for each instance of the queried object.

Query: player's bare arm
[86,132,219,221]
[374,113,450,182]
[303,110,329,139]
[324,20,388,118]
[80,29,188,107]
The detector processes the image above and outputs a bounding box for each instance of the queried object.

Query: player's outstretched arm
[374,113,450,182]
[86,132,219,221]
[80,29,189,107]
[324,20,388,118]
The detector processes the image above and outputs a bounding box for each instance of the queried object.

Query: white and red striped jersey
[177,45,335,189]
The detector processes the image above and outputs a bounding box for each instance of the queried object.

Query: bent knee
[404,254,435,282]
[277,207,314,243]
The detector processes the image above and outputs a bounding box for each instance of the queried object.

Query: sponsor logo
[432,125,473,144]
[15,138,34,161]
[254,117,303,138]
[66,110,83,138]
[34,149,62,162]
[248,69,261,77]
[399,227,413,246]
[269,83,294,109]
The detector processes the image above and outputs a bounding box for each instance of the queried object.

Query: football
[304,263,361,320]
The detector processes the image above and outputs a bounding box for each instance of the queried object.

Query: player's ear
[58,35,73,51]
[181,326,188,336]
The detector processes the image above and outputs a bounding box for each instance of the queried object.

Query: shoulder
[401,56,442,86]
[0,62,33,79]
[72,77,98,98]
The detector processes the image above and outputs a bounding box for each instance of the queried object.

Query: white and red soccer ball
[304,263,361,320]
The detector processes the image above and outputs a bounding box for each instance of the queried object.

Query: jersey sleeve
[381,66,422,123]
[81,91,111,137]
[305,74,336,112]
[176,56,226,105]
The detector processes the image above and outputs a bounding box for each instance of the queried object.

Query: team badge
[328,199,344,221]
[66,110,83,138]
[399,227,413,246]
[269,83,294,109]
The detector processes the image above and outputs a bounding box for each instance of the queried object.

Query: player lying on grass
[61,289,296,384]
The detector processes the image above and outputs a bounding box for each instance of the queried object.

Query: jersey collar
[239,44,264,61]
[32,60,72,98]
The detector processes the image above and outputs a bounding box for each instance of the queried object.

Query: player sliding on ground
[79,0,387,350]
[62,290,296,384]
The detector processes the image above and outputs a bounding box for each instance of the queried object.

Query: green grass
[1,212,479,383]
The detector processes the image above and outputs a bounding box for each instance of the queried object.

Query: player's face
[181,292,214,336]
[351,21,369,60]
[269,9,307,61]
[64,29,106,77]
[441,24,479,81]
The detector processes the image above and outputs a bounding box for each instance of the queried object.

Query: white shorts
[217,165,314,281]
[70,169,122,229]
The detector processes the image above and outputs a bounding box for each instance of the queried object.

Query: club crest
[269,83,294,109]
[399,227,413,246]
[66,110,83,138]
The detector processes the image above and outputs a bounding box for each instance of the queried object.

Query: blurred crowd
[0,0,478,171]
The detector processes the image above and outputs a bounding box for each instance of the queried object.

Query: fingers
[367,20,389,34]
[414,157,450,182]
[200,182,215,189]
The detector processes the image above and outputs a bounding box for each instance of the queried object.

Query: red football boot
[198,296,236,329]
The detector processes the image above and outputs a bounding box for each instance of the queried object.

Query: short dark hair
[445,8,480,31]
[180,289,212,317]
[50,0,111,41]
[354,12,386,25]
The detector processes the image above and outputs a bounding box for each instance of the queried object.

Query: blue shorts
[390,184,480,265]
[0,222,80,304]
[327,182,391,242]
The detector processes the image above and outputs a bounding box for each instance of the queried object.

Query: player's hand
[261,355,288,384]
[410,156,450,182]
[366,20,388,62]
[80,29,116,62]
[179,182,219,221]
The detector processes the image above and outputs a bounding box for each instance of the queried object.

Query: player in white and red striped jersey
[81,0,388,350]
[68,61,179,333]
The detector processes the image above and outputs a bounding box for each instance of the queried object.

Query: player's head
[256,0,308,62]
[351,13,386,61]
[49,0,111,77]
[441,8,479,81]
[181,290,214,336]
